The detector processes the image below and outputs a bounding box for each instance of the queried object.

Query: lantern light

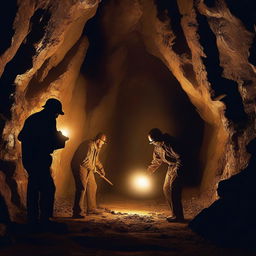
[130,172,152,194]
[61,128,70,137]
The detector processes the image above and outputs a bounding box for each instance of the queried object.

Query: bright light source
[135,176,150,189]
[130,172,152,194]
[61,128,69,137]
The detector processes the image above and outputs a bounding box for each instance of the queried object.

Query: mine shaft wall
[0,0,256,219]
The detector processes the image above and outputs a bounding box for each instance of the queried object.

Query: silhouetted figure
[18,98,68,225]
[72,133,107,218]
[147,128,184,222]
[189,138,256,250]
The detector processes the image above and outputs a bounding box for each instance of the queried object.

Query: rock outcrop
[0,0,99,219]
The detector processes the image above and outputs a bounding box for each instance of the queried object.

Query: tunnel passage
[0,0,254,233]
[56,1,205,201]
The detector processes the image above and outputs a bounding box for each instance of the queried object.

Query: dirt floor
[0,196,254,256]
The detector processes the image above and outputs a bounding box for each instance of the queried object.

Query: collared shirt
[81,140,103,172]
[148,142,181,174]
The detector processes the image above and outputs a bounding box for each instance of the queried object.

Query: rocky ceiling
[0,0,255,221]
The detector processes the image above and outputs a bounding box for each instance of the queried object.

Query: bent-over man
[147,128,184,222]
[72,133,107,218]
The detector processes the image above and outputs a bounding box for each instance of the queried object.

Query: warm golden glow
[130,172,152,194]
[135,176,150,189]
[109,209,151,216]
[61,128,70,137]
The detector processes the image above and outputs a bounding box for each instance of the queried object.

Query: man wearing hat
[147,128,184,222]
[18,98,69,225]
[71,133,107,218]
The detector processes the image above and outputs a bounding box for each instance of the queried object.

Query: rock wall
[139,0,255,202]
[0,0,99,219]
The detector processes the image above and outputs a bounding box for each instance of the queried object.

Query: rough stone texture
[138,0,255,204]
[139,0,228,202]
[1,198,250,255]
[0,0,256,220]
[0,0,99,220]
[189,138,256,249]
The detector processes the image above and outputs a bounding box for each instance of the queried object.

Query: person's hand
[99,168,105,176]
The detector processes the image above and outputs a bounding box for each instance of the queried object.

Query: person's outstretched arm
[147,149,162,174]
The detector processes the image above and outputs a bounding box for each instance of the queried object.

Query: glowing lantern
[130,172,152,194]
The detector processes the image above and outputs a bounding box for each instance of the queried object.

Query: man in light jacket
[72,133,107,218]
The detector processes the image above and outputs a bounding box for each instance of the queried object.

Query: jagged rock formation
[0,0,255,228]
[189,138,256,249]
[0,0,99,218]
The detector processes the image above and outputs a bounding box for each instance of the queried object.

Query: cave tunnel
[0,0,233,221]
[54,0,205,204]
[2,0,256,253]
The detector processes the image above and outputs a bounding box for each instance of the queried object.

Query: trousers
[73,165,97,215]
[163,166,184,219]
[24,154,55,223]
